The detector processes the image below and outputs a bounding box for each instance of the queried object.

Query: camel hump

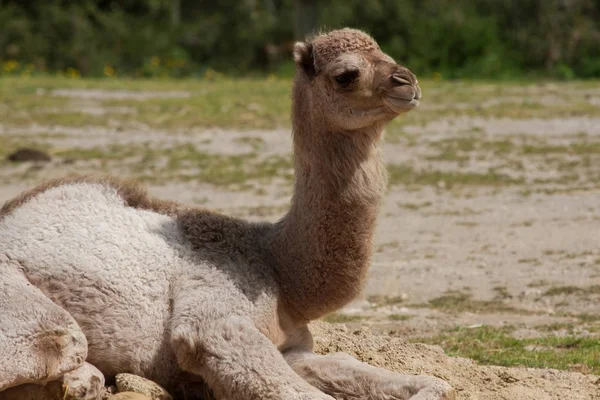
[0,175,184,220]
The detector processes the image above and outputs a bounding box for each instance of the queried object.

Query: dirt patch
[51,89,191,100]
[311,322,600,400]
[403,116,600,138]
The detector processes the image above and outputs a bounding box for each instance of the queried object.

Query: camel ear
[293,42,316,77]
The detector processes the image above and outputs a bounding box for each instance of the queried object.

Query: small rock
[115,374,172,400]
[7,148,51,162]
[108,393,152,400]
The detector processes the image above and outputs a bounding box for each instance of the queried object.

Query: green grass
[425,136,600,165]
[322,313,366,324]
[388,314,412,321]
[389,132,600,189]
[388,165,523,188]
[417,326,600,374]
[543,285,600,297]
[492,286,512,300]
[522,142,600,155]
[3,76,600,132]
[0,76,292,130]
[3,76,600,191]
[576,313,600,323]
[234,136,266,150]
[367,294,406,306]
[375,241,400,253]
[527,280,550,288]
[398,201,432,210]
[1,138,294,187]
[427,292,533,315]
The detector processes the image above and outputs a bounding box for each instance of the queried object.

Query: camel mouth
[383,95,420,112]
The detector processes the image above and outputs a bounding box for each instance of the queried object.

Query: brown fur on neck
[268,70,388,322]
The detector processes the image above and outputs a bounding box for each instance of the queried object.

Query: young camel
[0,28,454,400]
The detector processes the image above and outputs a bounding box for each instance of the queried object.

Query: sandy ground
[1,84,599,398]
[311,322,600,400]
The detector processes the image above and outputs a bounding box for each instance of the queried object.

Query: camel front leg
[0,264,89,392]
[284,350,455,400]
[171,316,334,400]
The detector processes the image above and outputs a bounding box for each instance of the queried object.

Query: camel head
[293,28,421,131]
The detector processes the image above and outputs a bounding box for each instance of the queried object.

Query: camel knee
[0,362,104,400]
[1,324,87,392]
[34,323,88,380]
[0,265,88,390]
[0,323,88,392]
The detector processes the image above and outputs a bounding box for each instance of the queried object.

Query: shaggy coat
[0,29,453,400]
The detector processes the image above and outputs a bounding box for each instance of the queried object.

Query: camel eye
[334,70,359,87]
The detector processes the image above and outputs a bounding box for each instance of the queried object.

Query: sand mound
[311,322,600,400]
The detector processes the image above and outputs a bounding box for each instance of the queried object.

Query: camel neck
[268,111,387,321]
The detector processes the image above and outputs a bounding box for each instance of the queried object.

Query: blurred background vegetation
[1,0,600,80]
